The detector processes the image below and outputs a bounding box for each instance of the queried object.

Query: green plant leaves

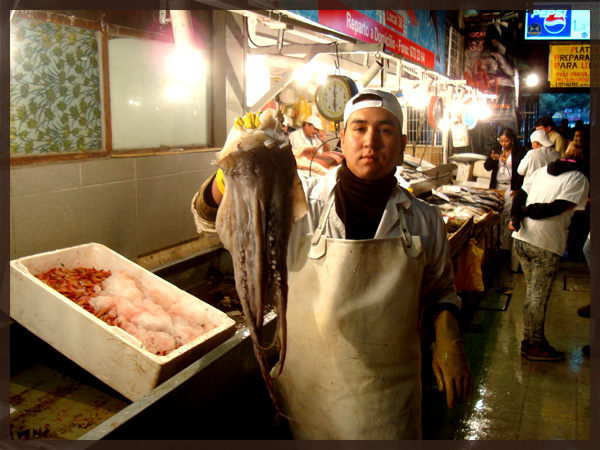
[10,17,102,155]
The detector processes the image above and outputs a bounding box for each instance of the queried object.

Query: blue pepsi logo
[543,12,567,34]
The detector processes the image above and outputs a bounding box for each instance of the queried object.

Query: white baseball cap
[304,115,324,131]
[343,89,403,129]
[530,129,553,147]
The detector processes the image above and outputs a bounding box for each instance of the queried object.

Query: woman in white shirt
[483,127,527,270]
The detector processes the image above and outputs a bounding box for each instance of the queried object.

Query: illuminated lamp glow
[526,73,539,87]
[438,117,452,131]
[295,60,327,86]
[316,72,328,86]
[293,65,313,86]
[478,104,492,119]
[246,55,270,106]
[167,47,205,84]
[450,100,464,117]
[164,83,186,101]
[404,86,430,109]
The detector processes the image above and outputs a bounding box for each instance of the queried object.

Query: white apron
[273,190,426,439]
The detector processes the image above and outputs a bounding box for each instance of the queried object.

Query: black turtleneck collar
[334,160,397,239]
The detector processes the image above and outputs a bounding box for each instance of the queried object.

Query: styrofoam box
[455,162,475,181]
[10,243,236,402]
[472,160,491,179]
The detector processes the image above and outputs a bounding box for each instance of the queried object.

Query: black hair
[498,127,517,144]
[534,116,556,129]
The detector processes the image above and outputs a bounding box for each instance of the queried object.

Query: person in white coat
[535,116,568,156]
[517,129,560,182]
[192,90,473,439]
[509,145,589,361]
[288,114,331,156]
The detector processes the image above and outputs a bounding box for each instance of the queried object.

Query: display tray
[473,210,500,235]
[448,216,474,258]
[10,243,236,402]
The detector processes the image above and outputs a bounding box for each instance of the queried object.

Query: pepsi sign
[525,9,590,40]
[537,11,568,34]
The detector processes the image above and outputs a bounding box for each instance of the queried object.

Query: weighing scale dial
[315,75,358,122]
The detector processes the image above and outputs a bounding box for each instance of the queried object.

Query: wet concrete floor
[422,259,591,440]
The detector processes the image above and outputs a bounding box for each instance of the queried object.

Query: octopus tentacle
[215,136,303,415]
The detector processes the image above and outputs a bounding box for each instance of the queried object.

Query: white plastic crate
[10,243,236,401]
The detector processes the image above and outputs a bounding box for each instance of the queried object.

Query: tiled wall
[10,151,218,261]
[9,11,246,263]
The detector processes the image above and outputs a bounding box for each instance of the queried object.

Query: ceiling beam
[248,42,386,57]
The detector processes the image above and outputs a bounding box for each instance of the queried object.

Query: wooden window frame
[10,10,214,166]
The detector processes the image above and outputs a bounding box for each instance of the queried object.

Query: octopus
[214,109,307,413]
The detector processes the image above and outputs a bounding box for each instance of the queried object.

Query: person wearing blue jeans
[509,147,589,361]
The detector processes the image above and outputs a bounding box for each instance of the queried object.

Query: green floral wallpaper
[10,17,102,155]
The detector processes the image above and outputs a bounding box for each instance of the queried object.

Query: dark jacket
[546,158,590,180]
[509,158,586,231]
[483,144,527,190]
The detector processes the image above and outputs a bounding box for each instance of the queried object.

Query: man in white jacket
[288,114,331,155]
[517,130,560,182]
[535,116,568,155]
[192,90,473,439]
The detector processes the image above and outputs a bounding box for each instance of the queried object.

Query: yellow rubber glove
[431,310,474,409]
[215,169,225,195]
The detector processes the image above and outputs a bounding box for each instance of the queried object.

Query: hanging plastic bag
[454,238,485,292]
[451,123,470,147]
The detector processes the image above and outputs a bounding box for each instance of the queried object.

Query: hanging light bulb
[449,88,466,117]
[478,102,492,119]
[526,73,539,87]
[438,117,453,131]
[405,76,433,108]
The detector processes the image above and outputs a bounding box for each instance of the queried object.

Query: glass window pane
[108,36,208,150]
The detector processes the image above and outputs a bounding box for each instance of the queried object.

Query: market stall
[7,8,510,440]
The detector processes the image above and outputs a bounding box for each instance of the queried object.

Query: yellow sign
[549,44,590,88]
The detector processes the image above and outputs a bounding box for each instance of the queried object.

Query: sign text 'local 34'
[550,44,591,88]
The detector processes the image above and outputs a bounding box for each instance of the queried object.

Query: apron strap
[397,202,423,258]
[310,184,420,259]
[309,185,337,259]
[397,203,412,249]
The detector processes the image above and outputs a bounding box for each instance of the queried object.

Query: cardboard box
[455,162,475,181]
[10,243,236,401]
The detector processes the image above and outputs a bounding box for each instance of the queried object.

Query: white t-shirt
[512,166,589,255]
[517,147,561,182]
[289,128,321,153]
[495,153,512,185]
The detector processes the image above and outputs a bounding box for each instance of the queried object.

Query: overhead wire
[308,137,342,178]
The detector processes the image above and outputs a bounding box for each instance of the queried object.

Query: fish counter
[7,174,503,441]
[430,184,504,291]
